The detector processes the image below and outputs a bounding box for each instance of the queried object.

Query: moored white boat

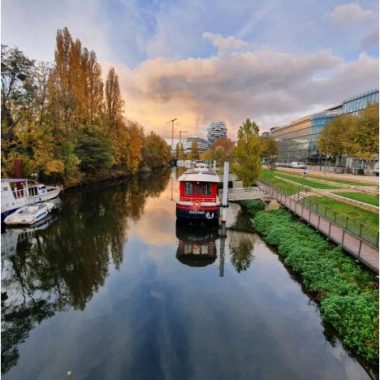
[1,179,62,220]
[4,202,59,226]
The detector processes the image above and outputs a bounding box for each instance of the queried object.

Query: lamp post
[169,118,177,154]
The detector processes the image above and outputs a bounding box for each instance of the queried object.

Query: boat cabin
[176,168,221,223]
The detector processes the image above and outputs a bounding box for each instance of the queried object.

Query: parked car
[290,162,307,169]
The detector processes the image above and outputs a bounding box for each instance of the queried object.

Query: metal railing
[260,179,379,248]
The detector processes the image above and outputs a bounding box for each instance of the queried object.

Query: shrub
[252,208,379,364]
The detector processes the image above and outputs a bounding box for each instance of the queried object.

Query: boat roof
[177,169,220,183]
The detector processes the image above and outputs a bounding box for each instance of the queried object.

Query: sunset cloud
[3,0,379,139]
[103,48,378,139]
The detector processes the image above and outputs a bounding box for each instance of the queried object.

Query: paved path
[259,182,379,273]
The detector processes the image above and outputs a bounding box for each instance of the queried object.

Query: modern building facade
[269,89,379,166]
[207,120,227,144]
[182,136,209,154]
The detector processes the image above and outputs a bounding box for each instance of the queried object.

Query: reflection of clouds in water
[132,183,178,246]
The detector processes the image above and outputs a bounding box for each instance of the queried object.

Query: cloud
[361,29,379,49]
[102,47,378,138]
[329,3,377,27]
[203,32,248,51]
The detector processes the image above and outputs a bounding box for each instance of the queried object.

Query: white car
[290,162,307,169]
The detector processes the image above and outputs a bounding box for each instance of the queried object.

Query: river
[1,169,374,380]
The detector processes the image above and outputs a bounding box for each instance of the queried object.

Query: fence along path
[258,182,379,273]
[220,187,271,202]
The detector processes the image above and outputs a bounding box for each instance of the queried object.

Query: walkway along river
[1,169,376,379]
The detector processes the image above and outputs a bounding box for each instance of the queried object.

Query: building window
[185,182,192,195]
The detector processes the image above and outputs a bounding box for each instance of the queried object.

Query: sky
[2,0,379,139]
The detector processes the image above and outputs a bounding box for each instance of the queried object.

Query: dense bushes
[250,207,378,364]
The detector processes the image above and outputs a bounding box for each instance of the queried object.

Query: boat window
[2,186,8,191]
[185,182,192,195]
[203,183,211,195]
[194,184,202,195]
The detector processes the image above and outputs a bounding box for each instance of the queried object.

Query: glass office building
[269,89,379,164]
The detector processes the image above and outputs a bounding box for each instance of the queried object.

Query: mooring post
[221,161,229,223]
[219,223,226,277]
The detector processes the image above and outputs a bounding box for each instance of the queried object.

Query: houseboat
[1,179,61,221]
[176,164,221,223]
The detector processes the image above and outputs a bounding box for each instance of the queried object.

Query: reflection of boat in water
[1,213,58,259]
[175,221,219,267]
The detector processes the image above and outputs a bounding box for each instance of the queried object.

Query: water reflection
[175,221,219,268]
[229,231,255,273]
[1,169,170,374]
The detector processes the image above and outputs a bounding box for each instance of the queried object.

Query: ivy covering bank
[242,200,379,364]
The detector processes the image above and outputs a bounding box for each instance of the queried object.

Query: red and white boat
[176,164,221,223]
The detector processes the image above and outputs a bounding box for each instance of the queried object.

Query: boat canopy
[177,169,220,183]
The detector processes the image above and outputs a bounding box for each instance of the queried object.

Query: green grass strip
[332,192,379,207]
[244,204,379,364]
[307,175,376,187]
[275,172,339,189]
[258,170,300,195]
[302,196,379,247]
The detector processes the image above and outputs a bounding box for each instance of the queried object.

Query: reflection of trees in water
[228,231,255,273]
[1,169,170,374]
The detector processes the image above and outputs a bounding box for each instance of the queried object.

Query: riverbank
[60,165,171,190]
[241,200,379,367]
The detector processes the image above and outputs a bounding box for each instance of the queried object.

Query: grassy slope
[258,170,300,195]
[243,202,379,365]
[332,192,379,207]
[274,172,339,189]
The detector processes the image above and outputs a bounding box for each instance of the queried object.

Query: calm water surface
[1,169,374,380]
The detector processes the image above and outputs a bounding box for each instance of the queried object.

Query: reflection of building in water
[176,222,219,268]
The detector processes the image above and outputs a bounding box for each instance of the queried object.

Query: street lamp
[168,118,177,153]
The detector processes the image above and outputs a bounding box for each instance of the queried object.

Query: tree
[1,45,35,153]
[126,122,144,174]
[347,103,379,164]
[104,67,130,169]
[260,136,278,167]
[317,114,354,161]
[142,132,171,168]
[232,119,262,186]
[75,128,112,173]
[191,140,199,160]
[202,137,234,165]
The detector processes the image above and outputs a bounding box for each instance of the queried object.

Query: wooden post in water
[221,161,229,224]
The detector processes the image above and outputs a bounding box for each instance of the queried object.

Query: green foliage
[75,128,112,173]
[232,118,262,186]
[252,208,379,363]
[259,136,278,165]
[142,132,171,168]
[241,200,265,217]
